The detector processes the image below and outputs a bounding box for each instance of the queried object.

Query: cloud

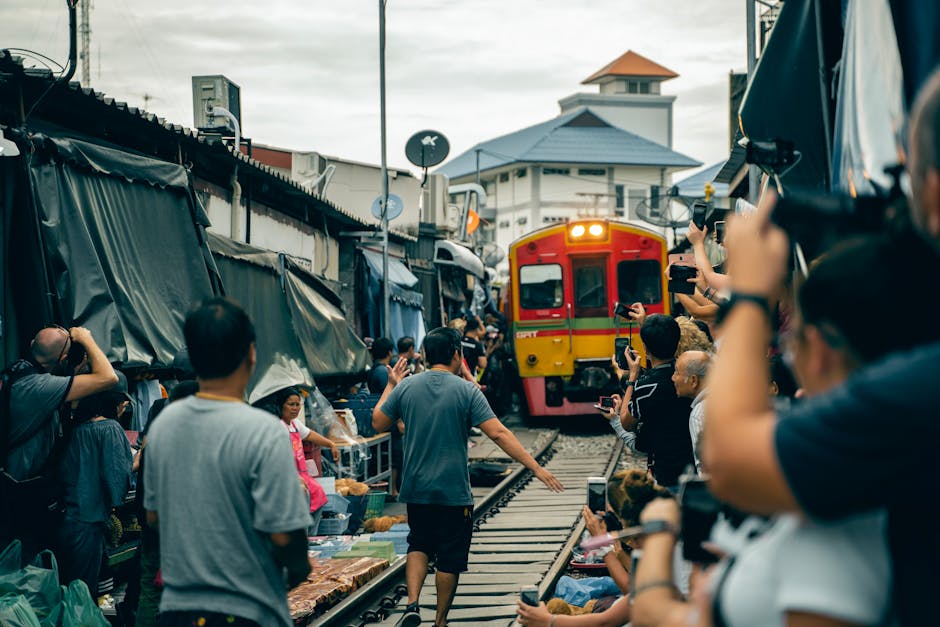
[1,0,746,170]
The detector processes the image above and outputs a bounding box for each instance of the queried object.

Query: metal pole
[379,0,390,339]
[813,0,833,191]
[746,0,760,203]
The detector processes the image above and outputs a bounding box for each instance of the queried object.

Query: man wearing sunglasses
[2,324,117,556]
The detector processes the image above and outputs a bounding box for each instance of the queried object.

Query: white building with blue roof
[435,51,701,266]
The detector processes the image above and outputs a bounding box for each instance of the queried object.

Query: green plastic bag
[0,593,43,627]
[61,580,108,627]
[0,550,62,622]
[0,540,23,574]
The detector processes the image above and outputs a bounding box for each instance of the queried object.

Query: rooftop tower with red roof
[559,50,679,148]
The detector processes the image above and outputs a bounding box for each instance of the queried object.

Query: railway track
[310,430,623,627]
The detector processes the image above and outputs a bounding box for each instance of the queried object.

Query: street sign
[405,130,450,168]
[370,193,404,221]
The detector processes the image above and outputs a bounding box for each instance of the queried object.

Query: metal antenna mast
[79,0,91,85]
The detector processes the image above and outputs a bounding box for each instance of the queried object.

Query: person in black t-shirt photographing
[703,66,940,627]
[617,314,693,493]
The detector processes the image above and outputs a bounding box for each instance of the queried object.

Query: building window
[499,172,510,183]
[542,167,570,176]
[615,184,625,209]
[516,168,527,178]
[627,80,651,94]
[578,168,606,177]
[516,216,528,225]
[542,216,566,224]
[498,220,510,229]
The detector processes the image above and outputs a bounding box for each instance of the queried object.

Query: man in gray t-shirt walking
[144,299,311,627]
[374,327,563,627]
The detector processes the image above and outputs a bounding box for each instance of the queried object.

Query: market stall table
[329,433,391,484]
[288,556,389,622]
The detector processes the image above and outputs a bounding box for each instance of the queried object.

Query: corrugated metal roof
[436,108,700,180]
[674,161,730,197]
[0,50,421,241]
[582,50,679,84]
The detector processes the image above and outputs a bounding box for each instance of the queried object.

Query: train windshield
[617,259,662,305]
[572,256,607,317]
[519,264,563,309]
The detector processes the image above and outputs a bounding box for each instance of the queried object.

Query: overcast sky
[1,0,746,176]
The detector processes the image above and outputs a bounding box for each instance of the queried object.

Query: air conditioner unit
[292,152,320,178]
[192,75,241,132]
[421,173,449,226]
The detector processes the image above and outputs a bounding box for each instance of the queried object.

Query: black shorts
[406,503,474,573]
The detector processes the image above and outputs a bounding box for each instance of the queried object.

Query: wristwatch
[641,519,679,537]
[716,292,772,325]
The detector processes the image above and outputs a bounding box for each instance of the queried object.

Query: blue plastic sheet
[553,575,622,607]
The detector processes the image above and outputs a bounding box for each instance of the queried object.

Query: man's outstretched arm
[479,418,564,492]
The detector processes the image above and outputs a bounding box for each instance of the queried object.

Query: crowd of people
[513,62,940,627]
[2,58,940,627]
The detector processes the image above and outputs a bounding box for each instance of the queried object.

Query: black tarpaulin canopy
[208,232,368,401]
[738,0,843,192]
[26,134,218,369]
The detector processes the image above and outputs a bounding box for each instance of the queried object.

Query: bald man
[671,350,710,474]
[2,325,116,556]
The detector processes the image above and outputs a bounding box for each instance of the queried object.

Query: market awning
[360,248,419,288]
[433,240,485,279]
[209,232,368,398]
[738,0,842,192]
[24,134,218,369]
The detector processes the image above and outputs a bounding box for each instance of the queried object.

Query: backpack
[0,361,66,548]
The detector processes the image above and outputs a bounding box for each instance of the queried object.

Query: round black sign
[405,130,450,168]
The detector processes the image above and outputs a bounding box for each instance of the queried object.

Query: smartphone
[714,221,726,245]
[614,337,632,370]
[520,584,540,607]
[614,302,634,319]
[587,476,607,513]
[668,265,697,295]
[692,201,708,230]
[598,396,615,409]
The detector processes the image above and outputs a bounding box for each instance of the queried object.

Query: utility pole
[378,0,390,339]
[79,0,91,86]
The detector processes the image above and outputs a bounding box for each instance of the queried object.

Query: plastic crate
[322,492,349,514]
[390,523,410,533]
[364,491,387,520]
[308,540,351,559]
[315,516,350,536]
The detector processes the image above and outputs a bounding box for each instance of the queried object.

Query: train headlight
[527,354,538,366]
[588,223,604,237]
[570,224,586,238]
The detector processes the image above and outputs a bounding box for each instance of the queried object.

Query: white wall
[204,193,340,283]
[322,159,422,231]
[591,106,669,147]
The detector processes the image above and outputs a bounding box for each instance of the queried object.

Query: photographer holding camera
[1,325,118,557]
[632,232,925,627]
[703,69,940,626]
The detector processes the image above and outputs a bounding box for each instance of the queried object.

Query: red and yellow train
[504,219,670,418]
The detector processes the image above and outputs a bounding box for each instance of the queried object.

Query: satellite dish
[481,243,506,267]
[634,195,693,229]
[405,130,450,168]
[371,194,404,221]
